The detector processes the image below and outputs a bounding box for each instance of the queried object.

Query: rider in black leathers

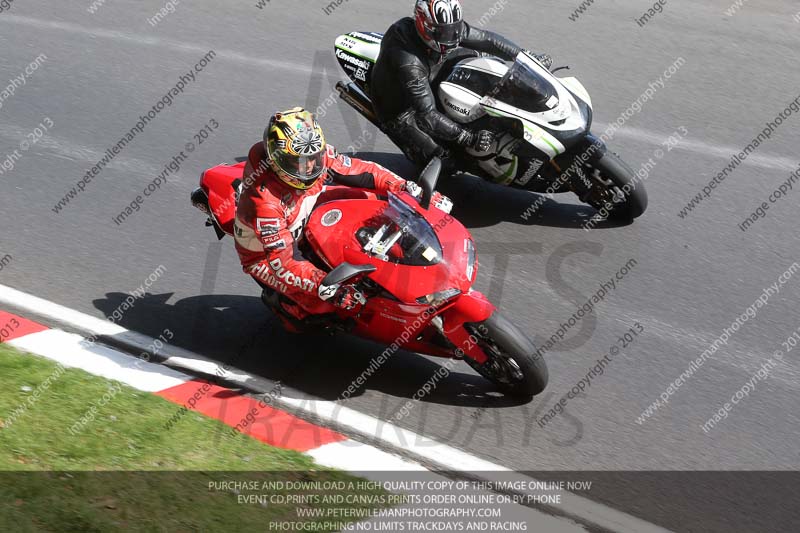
[371,0,552,170]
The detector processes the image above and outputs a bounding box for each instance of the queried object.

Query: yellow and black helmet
[264,107,327,190]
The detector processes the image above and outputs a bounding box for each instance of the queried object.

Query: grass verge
[0,344,388,531]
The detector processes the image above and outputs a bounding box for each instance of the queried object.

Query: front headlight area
[465,239,476,282]
[416,288,462,307]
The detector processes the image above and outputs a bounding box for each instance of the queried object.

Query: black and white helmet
[414,0,466,54]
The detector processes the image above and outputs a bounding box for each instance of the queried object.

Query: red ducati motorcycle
[191,159,547,397]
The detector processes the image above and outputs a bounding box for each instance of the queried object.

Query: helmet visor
[273,150,325,184]
[432,21,465,47]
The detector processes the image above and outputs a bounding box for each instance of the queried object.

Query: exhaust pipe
[190,187,226,240]
[335,82,383,130]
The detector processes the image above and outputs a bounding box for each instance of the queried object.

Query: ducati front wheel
[464,312,548,398]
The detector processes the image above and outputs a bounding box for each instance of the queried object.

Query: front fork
[440,290,496,364]
[546,133,609,197]
[552,132,607,172]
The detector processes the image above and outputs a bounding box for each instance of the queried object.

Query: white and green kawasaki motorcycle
[334,31,647,220]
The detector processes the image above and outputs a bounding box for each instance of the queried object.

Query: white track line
[595,122,799,173]
[0,123,170,182]
[2,13,796,175]
[0,282,672,533]
[0,14,313,74]
[8,329,190,392]
[308,441,428,472]
[0,284,252,380]
[0,284,128,336]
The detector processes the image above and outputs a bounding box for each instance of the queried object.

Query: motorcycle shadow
[347,152,632,230]
[440,174,633,230]
[92,291,528,409]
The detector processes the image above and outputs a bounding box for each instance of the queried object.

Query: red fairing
[305,195,474,303]
[304,192,495,363]
[445,289,496,326]
[441,290,496,364]
[201,161,245,236]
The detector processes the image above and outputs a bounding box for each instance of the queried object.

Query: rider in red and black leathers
[372,0,552,168]
[234,107,450,330]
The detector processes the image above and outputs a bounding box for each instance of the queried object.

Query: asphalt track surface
[1,1,799,531]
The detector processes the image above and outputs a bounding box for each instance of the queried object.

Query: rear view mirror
[418,157,442,210]
[318,262,377,300]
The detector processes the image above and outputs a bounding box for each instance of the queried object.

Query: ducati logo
[321,209,343,227]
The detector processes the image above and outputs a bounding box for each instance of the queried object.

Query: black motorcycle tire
[466,312,548,398]
[590,151,648,220]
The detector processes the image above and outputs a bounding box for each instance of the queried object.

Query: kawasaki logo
[446,100,470,115]
[516,159,544,186]
[336,48,371,70]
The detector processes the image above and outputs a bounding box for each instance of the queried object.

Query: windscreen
[488,59,559,114]
[446,66,499,97]
[355,193,443,267]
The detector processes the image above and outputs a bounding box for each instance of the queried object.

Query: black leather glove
[526,51,553,70]
[460,129,495,152]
